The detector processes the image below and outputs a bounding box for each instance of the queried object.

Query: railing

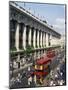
[10,45,61,54]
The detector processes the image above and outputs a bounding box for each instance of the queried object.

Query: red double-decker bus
[32,50,56,84]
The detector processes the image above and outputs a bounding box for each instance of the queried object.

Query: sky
[16,2,65,35]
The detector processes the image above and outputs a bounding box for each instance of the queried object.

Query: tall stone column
[43,32,45,47]
[33,29,36,48]
[42,32,44,47]
[48,34,50,46]
[37,30,39,48]
[23,25,26,49]
[50,34,52,46]
[45,32,46,46]
[39,31,41,47]
[28,27,31,46]
[46,33,49,47]
[15,23,19,51]
[40,31,42,47]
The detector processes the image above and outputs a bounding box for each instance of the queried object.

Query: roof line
[10,1,61,36]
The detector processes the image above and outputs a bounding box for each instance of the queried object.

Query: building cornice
[9,1,61,37]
